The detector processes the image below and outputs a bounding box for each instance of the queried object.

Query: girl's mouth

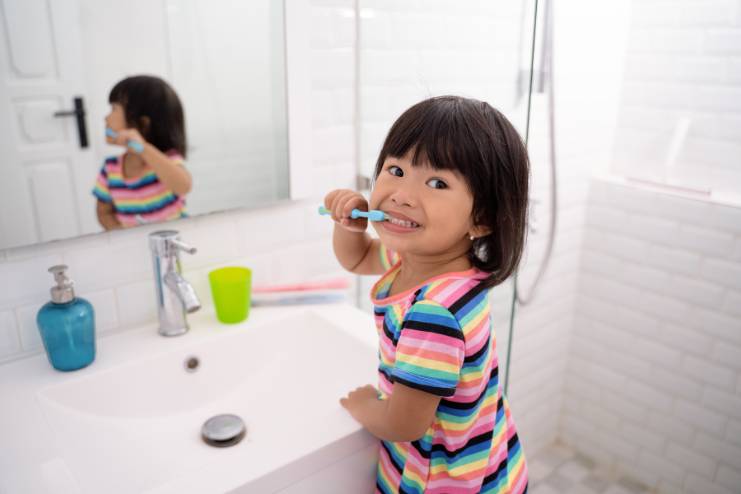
[382,214,421,233]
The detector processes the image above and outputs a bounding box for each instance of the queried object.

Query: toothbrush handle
[106,128,144,154]
[127,140,144,154]
[317,206,385,222]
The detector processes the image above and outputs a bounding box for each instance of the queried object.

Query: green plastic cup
[208,267,252,324]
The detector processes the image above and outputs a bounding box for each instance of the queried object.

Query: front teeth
[388,217,419,228]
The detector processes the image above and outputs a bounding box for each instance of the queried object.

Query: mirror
[0,0,290,250]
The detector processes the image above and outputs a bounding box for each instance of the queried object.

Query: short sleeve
[379,243,401,270]
[391,300,465,397]
[166,150,186,166]
[92,163,112,203]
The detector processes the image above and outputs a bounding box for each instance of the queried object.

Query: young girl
[92,75,192,230]
[324,96,530,493]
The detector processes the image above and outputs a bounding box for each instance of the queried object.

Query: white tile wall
[612,0,741,198]
[564,179,741,494]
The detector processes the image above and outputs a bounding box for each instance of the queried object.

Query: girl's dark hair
[109,75,187,157]
[373,95,530,288]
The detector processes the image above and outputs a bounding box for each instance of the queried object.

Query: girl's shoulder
[165,149,185,165]
[100,155,123,174]
[416,268,490,313]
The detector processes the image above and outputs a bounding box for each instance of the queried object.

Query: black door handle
[53,96,88,148]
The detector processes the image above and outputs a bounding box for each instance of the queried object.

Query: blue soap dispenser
[36,265,96,371]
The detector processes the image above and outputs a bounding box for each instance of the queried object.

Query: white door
[0,0,99,250]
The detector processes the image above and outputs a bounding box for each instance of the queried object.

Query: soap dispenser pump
[36,265,96,371]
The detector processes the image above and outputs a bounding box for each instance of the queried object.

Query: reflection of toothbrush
[318,206,387,222]
[105,127,144,153]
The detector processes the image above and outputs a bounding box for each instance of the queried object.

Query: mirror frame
[285,0,314,201]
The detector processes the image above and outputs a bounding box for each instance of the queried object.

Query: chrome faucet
[149,230,201,336]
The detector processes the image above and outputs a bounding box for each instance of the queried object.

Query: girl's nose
[390,187,415,208]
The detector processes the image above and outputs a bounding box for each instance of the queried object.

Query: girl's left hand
[340,384,378,416]
[109,128,145,151]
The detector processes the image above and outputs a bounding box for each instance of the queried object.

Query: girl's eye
[388,165,403,177]
[427,178,448,190]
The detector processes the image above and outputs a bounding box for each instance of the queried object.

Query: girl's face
[370,150,484,261]
[104,103,127,135]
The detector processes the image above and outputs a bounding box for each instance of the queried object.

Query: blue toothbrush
[318,206,387,222]
[106,127,144,154]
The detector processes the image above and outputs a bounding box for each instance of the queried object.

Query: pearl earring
[469,234,475,241]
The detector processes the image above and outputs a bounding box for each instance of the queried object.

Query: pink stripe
[378,444,402,486]
[399,331,464,357]
[398,339,463,361]
[142,199,186,220]
[512,461,529,494]
[252,278,350,293]
[463,317,490,350]
[426,476,483,493]
[430,278,471,304]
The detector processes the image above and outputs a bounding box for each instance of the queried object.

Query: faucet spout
[149,230,200,337]
[164,271,201,313]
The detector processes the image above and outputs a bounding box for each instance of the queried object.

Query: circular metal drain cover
[201,414,246,447]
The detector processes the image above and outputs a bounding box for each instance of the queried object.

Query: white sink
[0,304,380,494]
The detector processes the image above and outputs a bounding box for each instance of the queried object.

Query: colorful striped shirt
[92,152,187,228]
[371,245,528,494]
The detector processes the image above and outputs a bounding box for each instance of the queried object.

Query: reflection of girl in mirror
[92,75,191,230]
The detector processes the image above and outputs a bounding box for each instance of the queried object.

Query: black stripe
[402,319,463,340]
[379,441,404,476]
[378,366,392,382]
[448,280,488,314]
[376,481,392,494]
[507,432,520,450]
[104,156,117,164]
[429,429,494,459]
[482,456,508,487]
[463,335,490,363]
[382,318,398,345]
[391,375,455,397]
[410,439,429,460]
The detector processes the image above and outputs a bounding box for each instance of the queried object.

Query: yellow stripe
[395,354,460,374]
[447,457,488,477]
[461,307,488,335]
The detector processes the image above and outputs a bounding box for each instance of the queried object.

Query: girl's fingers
[342,195,367,219]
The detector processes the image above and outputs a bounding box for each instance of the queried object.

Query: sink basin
[15,306,379,494]
[38,317,283,419]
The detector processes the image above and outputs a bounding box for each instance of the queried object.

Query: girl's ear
[469,224,492,240]
[138,116,151,135]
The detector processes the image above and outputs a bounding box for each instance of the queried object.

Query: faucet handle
[169,238,197,255]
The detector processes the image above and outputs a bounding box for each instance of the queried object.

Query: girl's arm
[333,226,386,275]
[96,200,123,230]
[341,383,441,442]
[138,142,192,196]
[326,189,386,275]
[113,129,192,196]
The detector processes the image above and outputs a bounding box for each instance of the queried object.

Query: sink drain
[201,414,246,447]
[184,356,199,372]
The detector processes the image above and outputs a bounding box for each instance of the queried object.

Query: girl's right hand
[323,189,369,232]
